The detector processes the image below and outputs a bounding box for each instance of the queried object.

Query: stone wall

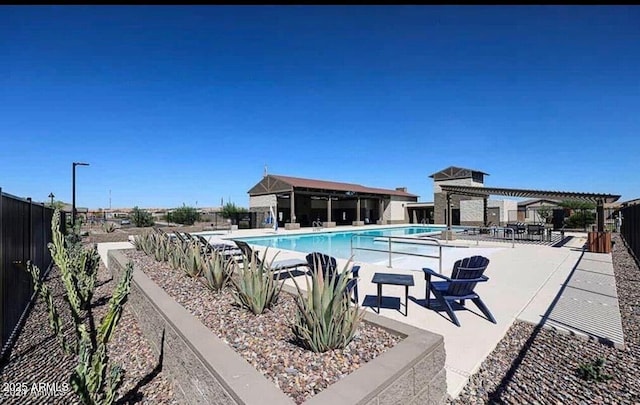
[249,194,277,210]
[433,178,484,225]
[108,250,448,405]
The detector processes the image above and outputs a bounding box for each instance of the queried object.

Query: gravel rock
[123,248,402,404]
[0,258,177,404]
[451,234,640,404]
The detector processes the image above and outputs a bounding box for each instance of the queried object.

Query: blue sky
[1,6,638,209]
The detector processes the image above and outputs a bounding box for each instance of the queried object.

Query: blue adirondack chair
[423,255,496,327]
[306,252,360,304]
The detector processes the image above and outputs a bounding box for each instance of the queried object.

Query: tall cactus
[26,209,135,404]
[26,261,69,353]
[70,262,133,405]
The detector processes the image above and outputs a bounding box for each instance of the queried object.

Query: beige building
[431,166,489,226]
[248,174,418,228]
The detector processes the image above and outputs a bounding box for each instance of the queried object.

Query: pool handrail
[350,234,457,273]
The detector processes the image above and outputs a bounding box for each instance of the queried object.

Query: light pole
[48,192,55,207]
[72,162,90,228]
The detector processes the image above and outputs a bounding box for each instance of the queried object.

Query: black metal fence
[621,203,640,264]
[202,211,271,230]
[0,188,57,352]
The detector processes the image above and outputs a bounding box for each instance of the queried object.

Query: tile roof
[268,174,418,197]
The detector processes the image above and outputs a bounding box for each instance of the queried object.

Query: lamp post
[72,162,90,228]
[48,192,55,207]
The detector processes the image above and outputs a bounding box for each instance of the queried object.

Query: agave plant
[181,242,205,277]
[102,221,116,233]
[152,233,171,262]
[132,232,154,255]
[289,260,364,353]
[230,249,283,315]
[202,250,233,292]
[168,243,185,270]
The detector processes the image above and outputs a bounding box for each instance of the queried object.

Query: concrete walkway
[519,247,625,348]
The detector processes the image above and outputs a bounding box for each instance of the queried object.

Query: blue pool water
[234,226,450,264]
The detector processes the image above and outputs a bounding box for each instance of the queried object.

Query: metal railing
[350,234,466,273]
[477,226,515,248]
[0,188,57,356]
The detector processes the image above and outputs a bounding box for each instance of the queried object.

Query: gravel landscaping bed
[0,259,177,404]
[123,248,402,405]
[451,234,640,404]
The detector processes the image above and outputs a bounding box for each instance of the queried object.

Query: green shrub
[577,358,612,382]
[230,249,283,315]
[221,202,248,219]
[566,211,596,229]
[289,260,363,353]
[130,206,155,227]
[166,205,201,225]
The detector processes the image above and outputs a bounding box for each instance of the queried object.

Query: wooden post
[483,196,488,226]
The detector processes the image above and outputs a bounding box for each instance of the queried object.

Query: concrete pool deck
[97,225,624,400]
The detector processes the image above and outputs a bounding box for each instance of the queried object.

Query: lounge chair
[172,231,191,246]
[305,252,360,303]
[233,239,307,272]
[195,234,243,259]
[422,255,496,327]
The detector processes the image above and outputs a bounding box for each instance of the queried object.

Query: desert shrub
[221,202,248,219]
[166,205,200,225]
[566,211,596,229]
[130,206,154,227]
[577,358,612,382]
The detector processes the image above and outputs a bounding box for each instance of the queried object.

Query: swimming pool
[233,226,451,265]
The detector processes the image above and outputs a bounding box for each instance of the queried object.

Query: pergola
[439,185,621,232]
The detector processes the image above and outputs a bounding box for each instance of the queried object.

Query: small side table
[371,273,415,316]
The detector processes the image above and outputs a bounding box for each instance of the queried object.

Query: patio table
[371,273,415,316]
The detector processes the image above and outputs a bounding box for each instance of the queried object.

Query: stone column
[378,199,385,224]
[353,197,364,226]
[442,193,456,241]
[284,190,300,229]
[446,193,451,230]
[323,196,335,227]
